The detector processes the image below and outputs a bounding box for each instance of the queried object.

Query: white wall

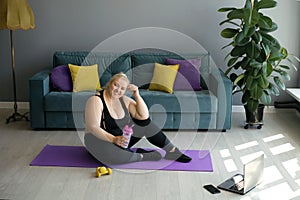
[0,0,299,104]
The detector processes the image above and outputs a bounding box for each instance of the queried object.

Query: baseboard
[0,102,29,109]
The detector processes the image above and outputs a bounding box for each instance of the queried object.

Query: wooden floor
[0,108,300,200]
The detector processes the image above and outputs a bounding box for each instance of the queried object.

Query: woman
[84,72,191,165]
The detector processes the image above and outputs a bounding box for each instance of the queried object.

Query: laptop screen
[243,154,264,192]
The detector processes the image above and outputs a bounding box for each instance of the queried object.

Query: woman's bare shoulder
[87,93,102,104]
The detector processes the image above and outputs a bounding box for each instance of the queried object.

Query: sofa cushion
[68,64,101,92]
[44,91,94,112]
[132,63,154,89]
[138,90,217,113]
[148,63,179,94]
[165,58,201,91]
[50,65,73,92]
[53,51,132,87]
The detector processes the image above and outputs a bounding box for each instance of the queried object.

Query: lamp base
[6,111,29,124]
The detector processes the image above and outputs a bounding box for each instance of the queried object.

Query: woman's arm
[85,96,115,143]
[127,84,149,120]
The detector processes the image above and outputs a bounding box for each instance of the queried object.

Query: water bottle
[122,124,134,148]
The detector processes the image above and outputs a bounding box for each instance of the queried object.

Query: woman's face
[109,77,129,99]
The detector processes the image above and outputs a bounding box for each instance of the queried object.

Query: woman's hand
[112,135,129,148]
[127,84,139,96]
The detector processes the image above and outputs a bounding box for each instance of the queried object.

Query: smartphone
[203,184,221,194]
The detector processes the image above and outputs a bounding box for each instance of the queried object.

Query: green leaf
[253,68,260,77]
[247,99,259,112]
[221,41,234,50]
[257,75,269,88]
[229,73,238,82]
[250,84,263,99]
[231,46,246,57]
[235,32,245,44]
[224,52,231,61]
[280,71,290,81]
[221,28,239,38]
[246,75,255,90]
[269,47,284,62]
[227,9,245,20]
[243,8,252,25]
[246,41,261,59]
[227,57,239,67]
[234,74,245,85]
[219,19,240,27]
[240,57,251,68]
[225,66,234,75]
[218,7,237,12]
[262,15,273,27]
[260,91,272,105]
[260,22,278,32]
[279,65,290,70]
[266,62,273,76]
[234,32,251,46]
[238,38,251,46]
[261,32,280,48]
[245,26,256,38]
[262,61,268,74]
[262,43,271,56]
[250,9,260,26]
[280,47,288,59]
[249,60,261,68]
[255,0,277,10]
[274,76,285,90]
[252,31,262,43]
[242,90,251,104]
[268,83,280,96]
[258,15,273,29]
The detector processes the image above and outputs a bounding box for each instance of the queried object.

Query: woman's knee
[132,117,151,126]
[84,133,140,165]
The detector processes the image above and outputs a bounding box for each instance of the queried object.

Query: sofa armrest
[29,69,51,129]
[209,69,232,130]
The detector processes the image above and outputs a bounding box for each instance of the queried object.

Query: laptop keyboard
[232,180,244,191]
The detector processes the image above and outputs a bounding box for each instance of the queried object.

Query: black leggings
[84,118,174,165]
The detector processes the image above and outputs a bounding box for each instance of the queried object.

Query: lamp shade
[0,0,35,30]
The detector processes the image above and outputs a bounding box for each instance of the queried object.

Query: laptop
[217,154,264,195]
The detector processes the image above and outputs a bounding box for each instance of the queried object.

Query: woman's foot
[137,148,162,161]
[164,147,192,163]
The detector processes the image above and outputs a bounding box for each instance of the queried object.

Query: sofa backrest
[53,50,210,89]
[53,51,132,87]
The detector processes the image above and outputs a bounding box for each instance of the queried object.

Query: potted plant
[218,0,299,128]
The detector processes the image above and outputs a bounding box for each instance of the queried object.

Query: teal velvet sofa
[29,50,232,131]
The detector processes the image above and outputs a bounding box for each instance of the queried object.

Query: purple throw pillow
[50,65,73,91]
[165,58,201,91]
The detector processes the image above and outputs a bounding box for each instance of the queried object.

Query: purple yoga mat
[30,144,213,172]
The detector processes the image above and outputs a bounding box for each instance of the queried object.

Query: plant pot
[244,104,265,124]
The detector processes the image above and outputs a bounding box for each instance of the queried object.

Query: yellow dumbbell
[96,166,112,178]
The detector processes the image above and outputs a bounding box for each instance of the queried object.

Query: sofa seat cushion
[44,91,94,112]
[150,112,217,130]
[138,90,217,113]
[45,90,217,114]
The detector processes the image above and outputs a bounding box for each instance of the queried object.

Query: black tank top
[96,90,132,136]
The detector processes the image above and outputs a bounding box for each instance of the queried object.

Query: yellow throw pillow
[68,64,101,92]
[148,63,179,94]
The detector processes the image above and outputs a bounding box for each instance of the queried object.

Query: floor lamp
[0,0,35,123]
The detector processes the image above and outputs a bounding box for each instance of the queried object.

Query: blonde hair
[105,72,130,90]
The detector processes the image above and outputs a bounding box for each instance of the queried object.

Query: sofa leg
[221,129,226,132]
